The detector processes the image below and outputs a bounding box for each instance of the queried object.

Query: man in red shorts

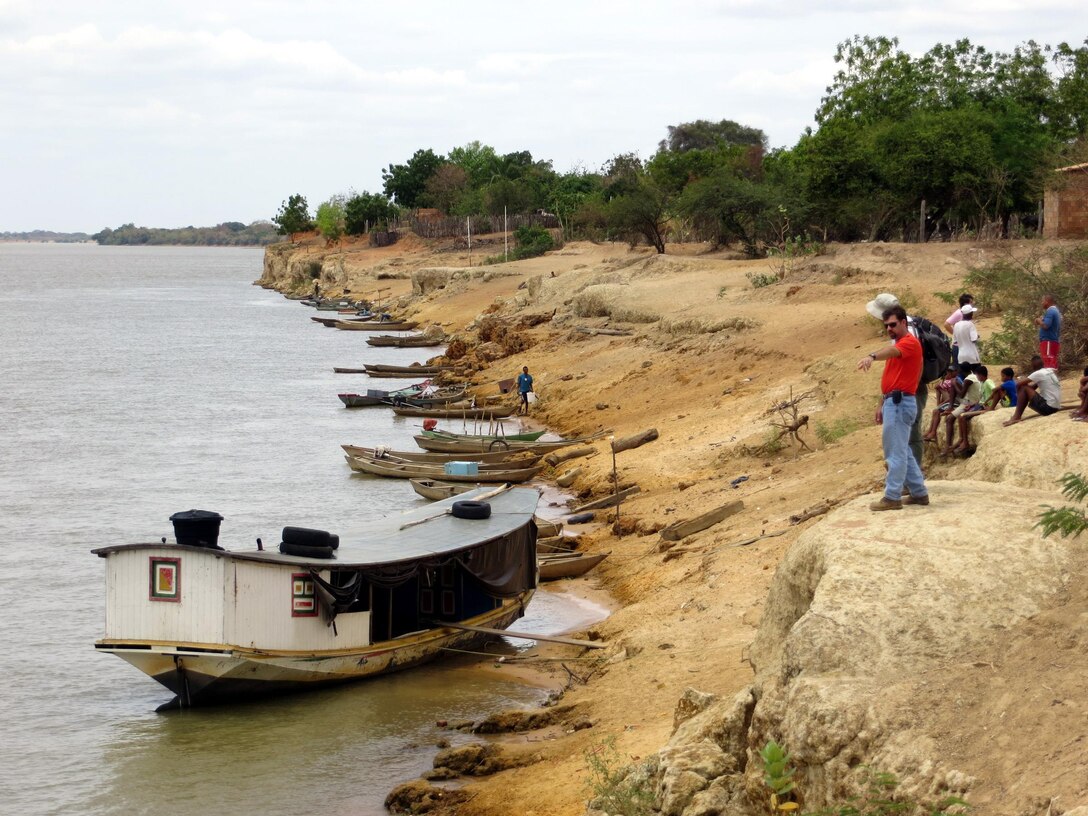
[1036,294,1061,370]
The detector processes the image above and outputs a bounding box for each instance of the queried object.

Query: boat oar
[398,484,512,530]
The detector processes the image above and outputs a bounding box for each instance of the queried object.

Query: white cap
[866,293,899,319]
[960,304,977,315]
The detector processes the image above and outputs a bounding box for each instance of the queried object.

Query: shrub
[584,737,654,816]
[1036,472,1088,538]
[511,225,555,260]
[815,418,860,444]
[748,270,781,288]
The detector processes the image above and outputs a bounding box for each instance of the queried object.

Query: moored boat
[538,551,609,581]
[393,404,514,420]
[346,455,542,483]
[366,334,448,348]
[334,320,418,331]
[92,487,539,709]
[343,444,540,465]
[338,381,430,408]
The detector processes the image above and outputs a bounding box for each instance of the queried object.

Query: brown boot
[904,494,930,506]
[870,497,903,511]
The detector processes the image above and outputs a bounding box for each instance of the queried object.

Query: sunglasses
[884,321,899,328]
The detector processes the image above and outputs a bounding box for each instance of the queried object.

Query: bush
[585,737,654,816]
[747,270,781,288]
[511,225,555,260]
[815,418,860,444]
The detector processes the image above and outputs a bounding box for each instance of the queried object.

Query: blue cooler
[444,461,479,476]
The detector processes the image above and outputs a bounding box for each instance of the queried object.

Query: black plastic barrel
[170,510,224,549]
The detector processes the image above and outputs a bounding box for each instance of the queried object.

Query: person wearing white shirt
[1002,355,1062,426]
[952,304,980,365]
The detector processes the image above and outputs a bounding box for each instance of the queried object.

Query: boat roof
[93,486,540,569]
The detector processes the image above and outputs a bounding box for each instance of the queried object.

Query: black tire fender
[451,500,492,520]
[282,526,332,547]
[279,541,336,559]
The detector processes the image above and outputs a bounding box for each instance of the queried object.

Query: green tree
[658,118,767,152]
[315,196,346,245]
[447,141,501,187]
[272,194,312,239]
[381,149,445,208]
[424,164,470,213]
[344,191,395,235]
[678,169,782,256]
[598,154,669,253]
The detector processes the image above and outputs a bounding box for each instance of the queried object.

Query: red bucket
[422,418,438,431]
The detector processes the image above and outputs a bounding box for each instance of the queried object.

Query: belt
[883,391,916,398]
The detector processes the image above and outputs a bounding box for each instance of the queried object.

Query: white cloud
[2,1,1087,231]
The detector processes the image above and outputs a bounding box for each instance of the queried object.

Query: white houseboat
[93,487,539,710]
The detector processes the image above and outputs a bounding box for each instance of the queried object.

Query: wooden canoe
[337,382,430,408]
[334,320,418,331]
[409,478,476,500]
[346,452,537,473]
[414,434,599,454]
[534,518,564,538]
[346,455,542,484]
[367,335,448,348]
[343,448,539,465]
[393,404,514,420]
[538,552,609,581]
[364,364,453,376]
[421,429,547,442]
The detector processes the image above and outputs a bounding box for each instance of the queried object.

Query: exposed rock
[474,341,506,362]
[672,688,718,732]
[432,742,513,776]
[472,703,579,734]
[955,411,1088,491]
[656,742,734,816]
[741,479,1072,810]
[384,780,470,814]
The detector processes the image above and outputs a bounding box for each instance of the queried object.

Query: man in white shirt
[1002,355,1062,426]
[952,304,980,365]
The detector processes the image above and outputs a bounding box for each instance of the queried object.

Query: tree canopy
[273,36,1088,252]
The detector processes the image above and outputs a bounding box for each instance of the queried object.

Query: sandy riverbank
[261,233,1088,815]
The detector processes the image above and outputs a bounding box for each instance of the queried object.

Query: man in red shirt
[857,305,930,510]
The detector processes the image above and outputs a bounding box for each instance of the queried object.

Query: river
[0,243,604,815]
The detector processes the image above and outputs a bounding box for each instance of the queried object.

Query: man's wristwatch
[868,352,877,360]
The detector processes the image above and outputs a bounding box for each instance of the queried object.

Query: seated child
[983,367,1018,410]
[923,365,961,442]
[953,365,993,452]
[944,364,982,452]
[1070,366,1088,421]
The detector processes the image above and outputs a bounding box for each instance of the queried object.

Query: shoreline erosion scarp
[260,233,1088,816]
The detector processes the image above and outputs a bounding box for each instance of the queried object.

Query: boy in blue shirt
[516,366,534,415]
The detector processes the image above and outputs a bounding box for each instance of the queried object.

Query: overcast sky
[2,1,1086,233]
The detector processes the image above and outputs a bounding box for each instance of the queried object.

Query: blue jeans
[883,395,927,500]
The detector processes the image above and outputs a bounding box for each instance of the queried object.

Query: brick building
[1043,162,1088,238]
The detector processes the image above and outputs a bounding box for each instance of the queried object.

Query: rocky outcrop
[606,475,1082,816]
[959,410,1088,491]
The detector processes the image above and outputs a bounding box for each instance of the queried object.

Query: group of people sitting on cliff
[867,291,1069,458]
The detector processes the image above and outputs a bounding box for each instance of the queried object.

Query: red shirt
[880,333,922,395]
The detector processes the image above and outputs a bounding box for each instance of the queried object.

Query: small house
[1043,162,1088,238]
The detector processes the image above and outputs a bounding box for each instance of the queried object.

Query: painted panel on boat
[224,560,371,650]
[104,548,225,643]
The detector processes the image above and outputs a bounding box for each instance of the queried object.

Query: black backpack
[910,316,952,384]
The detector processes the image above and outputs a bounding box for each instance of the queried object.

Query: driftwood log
[556,467,582,488]
[611,428,659,454]
[576,327,634,337]
[544,446,597,467]
[659,500,744,542]
[569,486,641,515]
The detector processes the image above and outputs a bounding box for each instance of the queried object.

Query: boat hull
[98,592,531,708]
